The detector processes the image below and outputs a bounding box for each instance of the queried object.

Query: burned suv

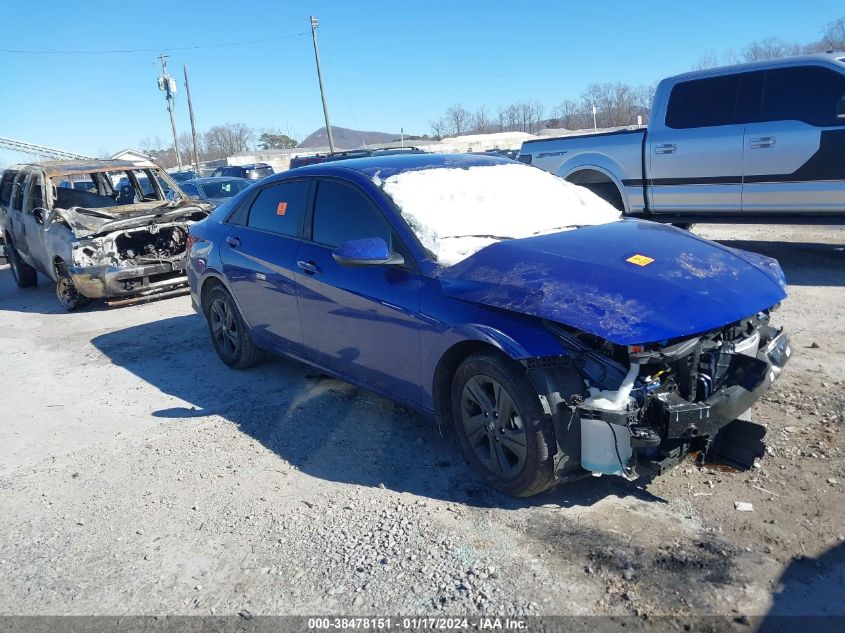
[0,160,211,310]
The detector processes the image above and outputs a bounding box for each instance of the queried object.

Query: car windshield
[378,163,621,265]
[198,179,250,199]
[170,171,198,182]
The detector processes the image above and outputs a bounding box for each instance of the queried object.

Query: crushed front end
[68,221,194,299]
[544,311,790,480]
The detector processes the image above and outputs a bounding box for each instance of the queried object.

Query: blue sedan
[186,153,790,497]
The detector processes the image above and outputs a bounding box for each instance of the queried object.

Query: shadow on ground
[714,239,845,287]
[759,541,845,629]
[91,314,657,510]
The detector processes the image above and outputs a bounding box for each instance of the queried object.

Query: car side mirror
[332,237,404,267]
[837,95,845,118]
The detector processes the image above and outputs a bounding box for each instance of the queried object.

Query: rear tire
[672,223,695,231]
[204,285,264,369]
[450,350,557,497]
[6,236,37,288]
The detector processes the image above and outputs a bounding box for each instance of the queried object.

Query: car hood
[438,220,787,345]
[47,202,211,238]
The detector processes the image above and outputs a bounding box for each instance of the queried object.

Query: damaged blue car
[186,153,790,497]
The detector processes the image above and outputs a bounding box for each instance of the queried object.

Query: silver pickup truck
[518,52,845,224]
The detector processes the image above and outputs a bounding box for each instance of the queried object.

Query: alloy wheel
[460,374,527,479]
[209,297,240,361]
[56,276,81,310]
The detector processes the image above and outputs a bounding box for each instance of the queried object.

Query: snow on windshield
[379,163,621,265]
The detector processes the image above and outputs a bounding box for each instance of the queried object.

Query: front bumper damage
[533,318,791,481]
[68,258,187,299]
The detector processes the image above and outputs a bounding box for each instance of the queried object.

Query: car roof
[7,159,154,177]
[285,152,514,179]
[668,51,845,82]
[182,176,249,185]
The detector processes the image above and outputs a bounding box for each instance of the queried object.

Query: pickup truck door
[742,65,845,214]
[19,173,50,275]
[648,74,744,214]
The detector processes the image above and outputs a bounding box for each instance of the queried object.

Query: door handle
[225,236,241,248]
[749,136,776,149]
[654,143,676,155]
[297,260,321,275]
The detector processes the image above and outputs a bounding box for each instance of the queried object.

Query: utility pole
[157,54,183,171]
[310,16,335,153]
[592,104,598,131]
[183,63,200,173]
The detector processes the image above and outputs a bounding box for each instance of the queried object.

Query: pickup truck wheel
[6,237,38,288]
[451,351,557,497]
[56,276,89,311]
[205,286,264,369]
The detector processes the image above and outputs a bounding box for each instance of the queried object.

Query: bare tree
[821,17,845,50]
[551,99,581,129]
[694,49,720,70]
[445,104,471,136]
[472,106,492,134]
[204,123,254,159]
[743,37,802,61]
[429,117,447,140]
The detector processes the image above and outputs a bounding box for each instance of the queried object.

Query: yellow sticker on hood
[626,254,654,266]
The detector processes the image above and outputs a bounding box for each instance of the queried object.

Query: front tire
[451,351,557,497]
[204,286,264,369]
[6,237,38,288]
[56,275,89,311]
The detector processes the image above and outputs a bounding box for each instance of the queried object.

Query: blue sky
[0,0,842,165]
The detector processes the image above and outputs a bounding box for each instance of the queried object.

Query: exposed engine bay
[534,311,791,481]
[74,224,188,268]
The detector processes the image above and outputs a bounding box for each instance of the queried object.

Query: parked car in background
[289,147,425,169]
[0,159,211,310]
[186,153,790,496]
[519,52,845,225]
[179,177,250,205]
[168,170,200,183]
[211,163,274,181]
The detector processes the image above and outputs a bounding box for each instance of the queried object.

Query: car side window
[26,175,45,212]
[0,170,18,206]
[181,183,199,197]
[12,172,27,210]
[665,74,741,129]
[762,66,845,127]
[312,180,394,249]
[246,180,310,237]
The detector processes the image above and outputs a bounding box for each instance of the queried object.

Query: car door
[8,171,33,261]
[19,172,50,275]
[742,65,845,214]
[294,178,424,405]
[648,73,744,213]
[219,178,312,351]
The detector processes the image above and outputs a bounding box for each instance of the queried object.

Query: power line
[0,31,309,55]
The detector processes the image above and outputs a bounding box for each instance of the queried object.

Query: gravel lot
[0,223,843,619]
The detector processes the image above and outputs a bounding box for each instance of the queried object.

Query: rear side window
[665,74,741,129]
[12,173,27,209]
[312,180,393,248]
[246,167,273,180]
[761,66,845,127]
[0,170,17,206]
[246,179,310,237]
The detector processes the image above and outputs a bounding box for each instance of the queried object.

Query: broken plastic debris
[734,501,754,512]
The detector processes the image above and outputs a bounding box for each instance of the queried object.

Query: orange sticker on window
[626,254,654,266]
[276,202,288,215]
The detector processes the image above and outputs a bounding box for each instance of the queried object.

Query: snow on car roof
[377,162,621,265]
